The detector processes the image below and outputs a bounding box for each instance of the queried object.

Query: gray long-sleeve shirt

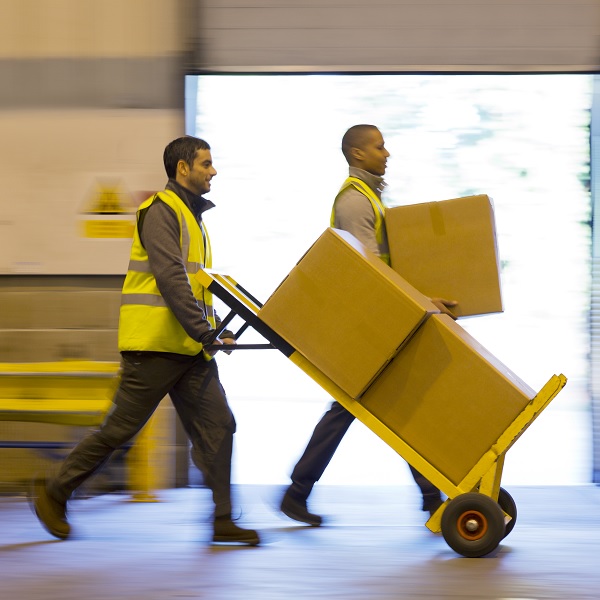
[332,166,389,258]
[137,179,228,346]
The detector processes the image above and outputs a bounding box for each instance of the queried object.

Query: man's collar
[348,167,387,197]
[165,179,215,216]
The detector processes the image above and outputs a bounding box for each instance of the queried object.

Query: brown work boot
[29,475,70,540]
[213,515,260,546]
[280,490,323,526]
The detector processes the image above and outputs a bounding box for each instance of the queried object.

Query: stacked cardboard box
[258,228,439,398]
[386,194,503,317]
[360,313,535,484]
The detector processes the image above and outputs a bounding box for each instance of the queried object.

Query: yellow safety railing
[0,360,162,501]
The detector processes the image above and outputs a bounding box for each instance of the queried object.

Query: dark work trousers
[289,400,441,511]
[49,351,236,518]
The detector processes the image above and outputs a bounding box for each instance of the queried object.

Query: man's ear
[177,159,189,177]
[350,147,364,163]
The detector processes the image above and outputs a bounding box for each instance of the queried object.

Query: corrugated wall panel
[194,0,600,71]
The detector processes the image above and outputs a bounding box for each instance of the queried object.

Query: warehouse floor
[1,484,599,600]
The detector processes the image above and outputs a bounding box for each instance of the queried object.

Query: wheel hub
[457,510,488,541]
[465,519,479,532]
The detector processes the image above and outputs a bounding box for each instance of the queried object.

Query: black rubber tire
[441,493,506,558]
[498,487,517,538]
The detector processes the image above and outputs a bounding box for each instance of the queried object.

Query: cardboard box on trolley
[258,228,440,399]
[360,313,536,485]
[386,194,503,318]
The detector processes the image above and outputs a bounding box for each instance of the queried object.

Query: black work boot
[29,475,70,540]
[280,490,322,526]
[213,515,260,546]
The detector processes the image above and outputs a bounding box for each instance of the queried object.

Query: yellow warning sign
[79,180,136,239]
[82,219,135,239]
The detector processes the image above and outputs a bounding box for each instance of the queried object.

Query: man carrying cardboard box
[279,124,457,526]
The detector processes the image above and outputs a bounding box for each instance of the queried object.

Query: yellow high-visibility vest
[331,176,390,265]
[118,190,216,355]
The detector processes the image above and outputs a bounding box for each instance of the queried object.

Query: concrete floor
[1,484,599,600]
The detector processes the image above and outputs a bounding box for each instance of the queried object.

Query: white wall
[0,110,184,274]
[0,0,183,58]
[0,0,186,274]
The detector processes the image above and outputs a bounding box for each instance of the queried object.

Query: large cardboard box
[360,313,535,485]
[259,228,440,398]
[386,194,503,317]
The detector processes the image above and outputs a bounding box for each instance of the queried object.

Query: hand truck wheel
[498,487,517,538]
[441,492,506,557]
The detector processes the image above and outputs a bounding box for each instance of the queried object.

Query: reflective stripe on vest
[118,190,215,354]
[331,177,390,265]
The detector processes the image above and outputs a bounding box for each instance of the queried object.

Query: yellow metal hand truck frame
[198,269,567,558]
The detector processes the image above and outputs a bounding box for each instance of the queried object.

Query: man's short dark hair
[341,124,379,163]
[163,136,211,179]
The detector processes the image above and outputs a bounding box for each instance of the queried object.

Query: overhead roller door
[193,0,600,73]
